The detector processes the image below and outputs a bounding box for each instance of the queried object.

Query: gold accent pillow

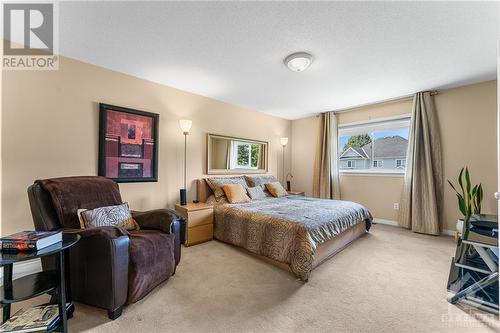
[221,184,251,203]
[265,182,288,198]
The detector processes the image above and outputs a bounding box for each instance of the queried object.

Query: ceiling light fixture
[284,52,313,72]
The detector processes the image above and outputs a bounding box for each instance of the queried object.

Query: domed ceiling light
[284,52,313,72]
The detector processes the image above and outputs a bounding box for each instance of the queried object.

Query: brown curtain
[399,92,443,235]
[313,112,341,199]
[225,141,232,169]
[259,145,266,169]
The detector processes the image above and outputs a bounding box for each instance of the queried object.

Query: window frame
[338,114,410,176]
[373,160,383,168]
[396,159,406,168]
[232,141,260,170]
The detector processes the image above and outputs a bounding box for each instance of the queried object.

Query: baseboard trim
[372,218,454,237]
[440,229,456,237]
[0,259,42,286]
[372,218,399,227]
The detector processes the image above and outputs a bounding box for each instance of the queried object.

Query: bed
[197,179,372,281]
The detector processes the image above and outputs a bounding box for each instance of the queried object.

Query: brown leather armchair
[27,176,184,320]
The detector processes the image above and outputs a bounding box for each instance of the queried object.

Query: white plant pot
[456,219,464,235]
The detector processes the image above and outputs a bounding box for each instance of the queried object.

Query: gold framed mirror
[206,133,268,175]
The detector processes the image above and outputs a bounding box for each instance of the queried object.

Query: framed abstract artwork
[98,103,159,182]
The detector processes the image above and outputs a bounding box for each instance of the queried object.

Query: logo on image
[3,2,58,70]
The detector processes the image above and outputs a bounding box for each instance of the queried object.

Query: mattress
[207,195,372,281]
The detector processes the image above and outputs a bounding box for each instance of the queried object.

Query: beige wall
[436,81,497,231]
[0,41,3,237]
[291,116,319,195]
[2,57,291,236]
[291,80,497,231]
[340,175,403,221]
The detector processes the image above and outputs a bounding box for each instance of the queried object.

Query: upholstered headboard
[197,179,213,203]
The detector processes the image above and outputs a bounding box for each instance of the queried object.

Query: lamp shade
[280,137,289,146]
[179,119,192,134]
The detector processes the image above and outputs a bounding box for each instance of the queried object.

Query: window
[232,141,261,169]
[338,116,410,174]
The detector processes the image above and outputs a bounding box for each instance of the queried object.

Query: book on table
[0,231,62,251]
[465,214,498,247]
[0,304,61,332]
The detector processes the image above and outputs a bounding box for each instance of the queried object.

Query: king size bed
[197,176,373,281]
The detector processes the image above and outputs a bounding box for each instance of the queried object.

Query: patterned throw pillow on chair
[78,203,140,231]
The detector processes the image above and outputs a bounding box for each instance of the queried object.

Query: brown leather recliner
[27,176,184,320]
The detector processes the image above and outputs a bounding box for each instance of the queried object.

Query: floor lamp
[179,119,192,206]
[280,137,288,186]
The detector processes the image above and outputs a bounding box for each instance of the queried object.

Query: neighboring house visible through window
[338,116,410,173]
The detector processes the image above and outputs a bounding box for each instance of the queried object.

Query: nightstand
[288,191,305,196]
[175,203,214,247]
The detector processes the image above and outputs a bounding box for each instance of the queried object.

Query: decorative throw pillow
[245,175,278,190]
[77,208,87,229]
[206,195,229,206]
[247,186,267,200]
[206,176,248,200]
[265,182,288,198]
[80,203,140,231]
[221,184,251,203]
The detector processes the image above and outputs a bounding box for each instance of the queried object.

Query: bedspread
[211,196,372,280]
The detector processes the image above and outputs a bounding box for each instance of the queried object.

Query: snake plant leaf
[448,167,483,219]
[457,194,466,217]
[448,180,459,195]
[458,168,464,193]
[477,184,483,213]
[465,167,471,196]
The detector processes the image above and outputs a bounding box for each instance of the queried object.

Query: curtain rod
[331,90,439,114]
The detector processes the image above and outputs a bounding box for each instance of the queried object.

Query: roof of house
[362,136,408,159]
[340,136,408,160]
[339,146,369,159]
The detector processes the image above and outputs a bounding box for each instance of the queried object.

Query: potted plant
[448,167,483,259]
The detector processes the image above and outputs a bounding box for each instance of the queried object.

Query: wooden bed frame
[196,179,368,274]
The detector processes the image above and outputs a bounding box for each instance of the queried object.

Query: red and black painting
[98,103,158,182]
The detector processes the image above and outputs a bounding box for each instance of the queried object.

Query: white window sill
[340,169,405,177]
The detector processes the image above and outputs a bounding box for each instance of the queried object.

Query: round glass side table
[0,233,80,333]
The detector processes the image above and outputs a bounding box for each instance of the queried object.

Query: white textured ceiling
[59,1,498,119]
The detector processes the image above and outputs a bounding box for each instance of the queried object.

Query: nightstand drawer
[186,209,213,228]
[187,224,213,246]
[175,203,214,247]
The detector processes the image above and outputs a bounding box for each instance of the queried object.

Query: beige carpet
[67,224,498,332]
